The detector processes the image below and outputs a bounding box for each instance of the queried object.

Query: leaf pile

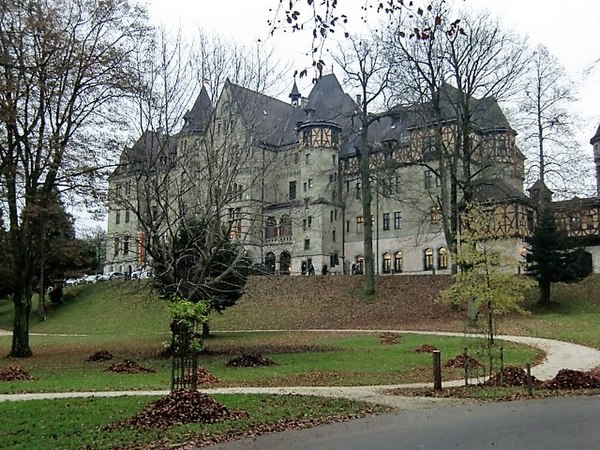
[183,367,220,386]
[86,350,114,362]
[226,353,276,367]
[106,389,247,429]
[483,366,541,387]
[0,365,35,381]
[413,343,438,353]
[379,333,400,345]
[444,354,484,369]
[104,359,155,374]
[542,369,600,390]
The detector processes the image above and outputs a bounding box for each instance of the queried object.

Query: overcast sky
[145,0,600,139]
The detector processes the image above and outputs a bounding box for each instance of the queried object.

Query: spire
[289,78,301,107]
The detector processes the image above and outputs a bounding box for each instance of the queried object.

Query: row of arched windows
[423,247,448,271]
[265,215,293,240]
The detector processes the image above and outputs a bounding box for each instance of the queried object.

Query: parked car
[131,269,151,279]
[82,274,98,284]
[109,272,125,280]
[65,278,80,286]
[96,273,110,282]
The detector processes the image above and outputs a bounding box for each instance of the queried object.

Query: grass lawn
[0,394,388,450]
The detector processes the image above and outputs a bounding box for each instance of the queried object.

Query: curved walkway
[1,330,599,409]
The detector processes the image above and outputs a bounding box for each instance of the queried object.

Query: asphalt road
[205,396,600,450]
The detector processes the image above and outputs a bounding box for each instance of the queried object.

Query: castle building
[104,74,600,276]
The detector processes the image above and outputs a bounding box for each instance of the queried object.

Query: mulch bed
[226,353,276,367]
[104,359,155,374]
[444,354,484,369]
[413,343,438,353]
[379,333,400,345]
[86,350,114,362]
[0,365,35,381]
[105,389,247,430]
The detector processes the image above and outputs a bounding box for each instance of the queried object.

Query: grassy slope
[1,274,599,348]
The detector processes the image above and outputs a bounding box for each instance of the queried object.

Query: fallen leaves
[226,354,276,368]
[444,354,484,369]
[104,359,155,374]
[0,365,35,381]
[379,333,400,345]
[105,389,247,430]
[86,350,114,362]
[413,343,438,353]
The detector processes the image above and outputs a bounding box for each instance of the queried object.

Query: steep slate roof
[302,74,357,124]
[226,81,302,147]
[590,123,600,144]
[181,87,213,134]
[472,178,529,203]
[110,130,175,178]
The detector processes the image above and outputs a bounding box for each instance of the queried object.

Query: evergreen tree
[525,207,591,305]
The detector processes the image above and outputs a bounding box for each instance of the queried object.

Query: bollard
[433,350,442,391]
[526,363,534,397]
[500,346,504,387]
[463,346,469,387]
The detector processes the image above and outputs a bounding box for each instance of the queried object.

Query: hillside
[211,275,463,331]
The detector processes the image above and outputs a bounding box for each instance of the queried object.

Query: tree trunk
[202,321,210,338]
[538,279,551,306]
[11,293,32,357]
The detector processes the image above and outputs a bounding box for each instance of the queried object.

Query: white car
[82,274,98,284]
[65,278,80,286]
[131,269,151,279]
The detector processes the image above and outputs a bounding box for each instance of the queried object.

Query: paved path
[1,329,599,408]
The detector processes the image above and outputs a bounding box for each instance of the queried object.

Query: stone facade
[105,74,600,276]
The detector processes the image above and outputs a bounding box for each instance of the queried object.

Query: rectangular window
[305,154,310,165]
[424,170,433,189]
[332,229,336,242]
[308,216,312,228]
[394,211,402,230]
[123,239,129,255]
[303,182,307,192]
[115,183,122,198]
[356,182,361,200]
[289,181,297,200]
[431,207,441,224]
[334,209,338,220]
[115,209,121,225]
[114,238,120,256]
[308,178,313,188]
[294,152,299,164]
[395,176,401,194]
[356,216,364,234]
[125,210,130,223]
[346,181,350,193]
[346,220,350,232]
[304,238,310,250]
[125,181,131,195]
[330,210,334,222]
[332,155,336,165]
[382,213,390,231]
[303,219,307,230]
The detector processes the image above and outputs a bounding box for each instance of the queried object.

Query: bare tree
[387,4,528,274]
[108,32,286,331]
[332,36,394,295]
[0,0,146,357]
[517,45,592,198]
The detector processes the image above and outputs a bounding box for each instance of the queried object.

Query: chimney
[356,94,362,105]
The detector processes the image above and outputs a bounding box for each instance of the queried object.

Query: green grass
[0,331,539,393]
[0,394,387,450]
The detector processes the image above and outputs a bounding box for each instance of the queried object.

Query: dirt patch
[379,333,400,345]
[104,359,155,374]
[444,354,484,369]
[0,365,35,381]
[226,354,276,367]
[413,344,438,353]
[86,350,114,362]
[106,389,246,429]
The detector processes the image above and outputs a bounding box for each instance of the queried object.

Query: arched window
[438,247,448,270]
[393,251,403,273]
[382,252,391,274]
[280,251,291,275]
[265,217,277,239]
[423,248,434,271]
[265,252,276,273]
[356,256,364,275]
[280,215,292,237]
